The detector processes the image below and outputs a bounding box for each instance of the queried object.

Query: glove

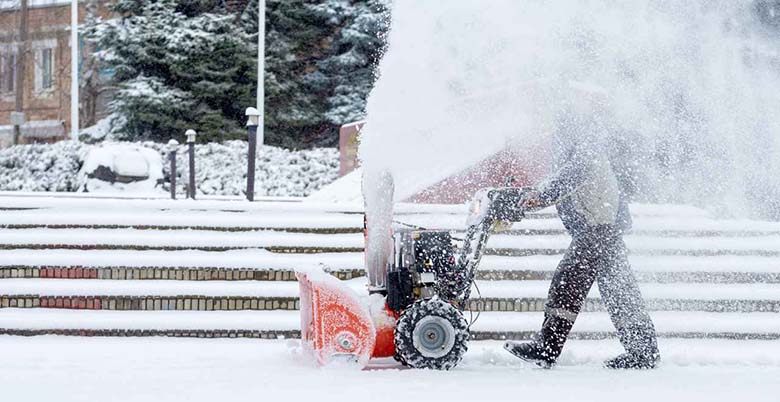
[518,188,543,209]
[492,219,513,233]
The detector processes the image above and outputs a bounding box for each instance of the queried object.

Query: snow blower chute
[297,172,532,369]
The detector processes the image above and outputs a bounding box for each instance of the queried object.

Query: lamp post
[186,129,196,199]
[245,107,260,202]
[71,0,78,140]
[167,139,179,200]
[257,0,265,147]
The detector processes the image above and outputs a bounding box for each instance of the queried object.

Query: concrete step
[4,210,779,237]
[2,279,779,313]
[2,249,779,283]
[0,309,777,340]
[2,228,779,256]
[5,265,780,283]
[2,294,779,313]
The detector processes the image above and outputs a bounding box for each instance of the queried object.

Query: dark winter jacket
[536,112,632,238]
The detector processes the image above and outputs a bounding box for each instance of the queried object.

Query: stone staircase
[1,194,779,341]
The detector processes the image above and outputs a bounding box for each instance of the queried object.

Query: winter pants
[539,225,658,360]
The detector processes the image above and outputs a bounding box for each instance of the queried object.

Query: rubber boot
[604,326,660,369]
[504,314,573,368]
[604,352,660,369]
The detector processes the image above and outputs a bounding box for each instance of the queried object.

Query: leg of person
[505,236,600,367]
[596,231,660,369]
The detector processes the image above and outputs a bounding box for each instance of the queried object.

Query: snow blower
[297,175,532,370]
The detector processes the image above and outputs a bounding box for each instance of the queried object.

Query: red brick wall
[0,2,111,141]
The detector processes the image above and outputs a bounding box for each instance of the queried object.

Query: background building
[0,0,111,148]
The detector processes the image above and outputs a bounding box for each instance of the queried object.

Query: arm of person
[520,157,589,209]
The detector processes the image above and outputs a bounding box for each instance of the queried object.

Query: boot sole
[503,342,554,369]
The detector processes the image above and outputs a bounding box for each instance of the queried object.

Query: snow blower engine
[296,185,532,370]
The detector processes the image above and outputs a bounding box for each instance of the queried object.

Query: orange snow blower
[297,178,532,370]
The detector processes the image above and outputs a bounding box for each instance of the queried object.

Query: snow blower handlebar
[437,187,534,301]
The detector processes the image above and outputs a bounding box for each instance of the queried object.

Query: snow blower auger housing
[297,185,532,370]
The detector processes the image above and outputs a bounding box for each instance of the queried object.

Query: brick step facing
[2,295,779,313]
[3,224,779,238]
[0,328,777,341]
[0,224,363,234]
[0,244,365,253]
[1,266,778,284]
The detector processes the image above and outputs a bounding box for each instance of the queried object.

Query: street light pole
[14,0,28,146]
[71,0,79,140]
[257,0,265,146]
[245,107,260,202]
[168,139,179,200]
[186,129,197,199]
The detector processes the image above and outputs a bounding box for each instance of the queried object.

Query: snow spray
[359,0,780,219]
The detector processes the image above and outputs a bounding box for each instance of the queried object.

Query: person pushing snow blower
[504,99,660,369]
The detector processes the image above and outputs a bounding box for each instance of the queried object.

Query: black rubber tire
[394,299,469,370]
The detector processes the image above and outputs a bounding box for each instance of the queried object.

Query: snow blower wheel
[394,299,469,370]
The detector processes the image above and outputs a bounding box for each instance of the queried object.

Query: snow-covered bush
[0,141,89,192]
[0,141,339,197]
[152,141,340,197]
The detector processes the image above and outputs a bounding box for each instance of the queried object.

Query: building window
[41,48,53,90]
[33,40,57,95]
[0,52,15,95]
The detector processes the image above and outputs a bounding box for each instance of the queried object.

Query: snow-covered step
[2,228,780,256]
[472,311,780,338]
[485,234,780,257]
[0,228,364,252]
[4,278,780,301]
[0,294,300,312]
[0,209,364,233]
[5,265,779,284]
[0,309,297,331]
[4,208,778,236]
[0,249,364,271]
[2,279,779,313]
[0,309,778,340]
[0,194,710,218]
[4,295,776,313]
[481,254,780,272]
[2,250,779,283]
[399,215,780,237]
[9,250,780,273]
[0,279,304,297]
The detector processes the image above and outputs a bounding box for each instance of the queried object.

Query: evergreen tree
[86,0,256,143]
[309,0,390,131]
[241,0,390,147]
[87,0,391,147]
[241,0,334,148]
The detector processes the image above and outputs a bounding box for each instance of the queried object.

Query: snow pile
[306,168,363,203]
[79,144,164,194]
[0,141,339,197]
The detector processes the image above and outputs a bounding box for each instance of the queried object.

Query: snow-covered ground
[0,337,778,402]
[0,194,778,401]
